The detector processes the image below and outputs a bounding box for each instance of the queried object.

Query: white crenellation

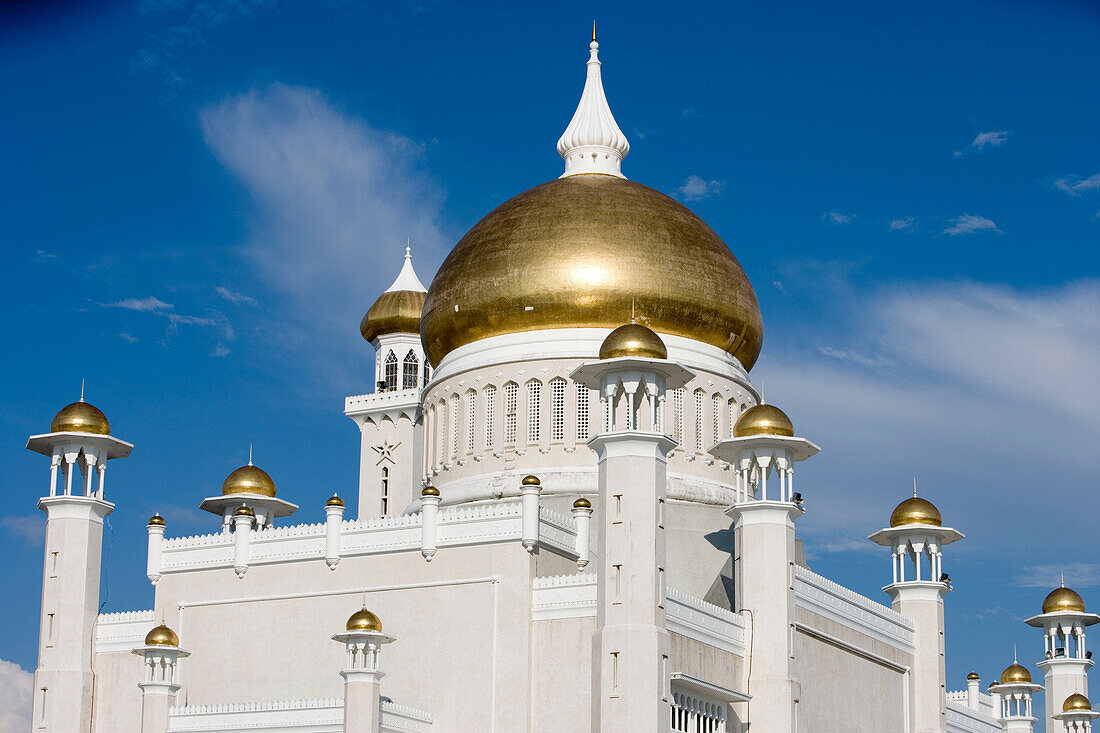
[794,565,915,652]
[168,696,433,732]
[945,698,1002,733]
[95,609,155,654]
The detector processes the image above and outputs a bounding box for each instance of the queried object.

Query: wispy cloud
[101,297,233,341]
[201,84,446,387]
[943,214,999,236]
[0,516,44,545]
[1054,173,1100,197]
[1014,563,1100,588]
[681,108,700,119]
[31,249,57,262]
[212,343,231,357]
[677,175,724,201]
[0,658,32,732]
[954,130,1009,157]
[105,296,174,312]
[817,345,892,367]
[889,217,915,231]
[118,333,139,343]
[823,211,855,225]
[215,286,258,306]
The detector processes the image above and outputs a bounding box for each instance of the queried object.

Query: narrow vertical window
[380,467,389,515]
[576,382,590,441]
[427,404,437,467]
[440,401,449,463]
[402,350,419,389]
[527,380,542,444]
[550,378,566,442]
[465,390,476,453]
[693,389,704,451]
[712,393,721,447]
[672,388,684,445]
[484,385,497,449]
[728,398,737,438]
[504,382,518,444]
[451,394,460,458]
[383,351,398,391]
[422,362,431,387]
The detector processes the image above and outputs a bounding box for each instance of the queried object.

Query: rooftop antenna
[248,444,253,466]
[80,378,85,402]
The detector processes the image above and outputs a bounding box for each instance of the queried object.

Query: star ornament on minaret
[372,438,402,465]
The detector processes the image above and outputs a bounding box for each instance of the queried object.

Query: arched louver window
[484,385,497,449]
[693,389,705,452]
[451,394,460,459]
[576,382,590,441]
[383,351,398,391]
[550,378,566,442]
[671,388,684,445]
[402,351,419,389]
[465,390,476,453]
[711,393,722,447]
[526,380,542,444]
[504,382,518,444]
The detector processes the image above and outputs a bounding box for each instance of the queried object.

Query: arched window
[383,351,398,391]
[422,362,431,387]
[728,398,737,438]
[465,390,476,453]
[504,382,518,444]
[440,400,448,464]
[693,389,705,452]
[484,385,497,449]
[550,378,566,442]
[427,404,437,468]
[526,380,542,444]
[712,393,722,447]
[403,350,419,389]
[671,388,684,445]
[380,467,389,515]
[451,394,460,459]
[576,382,590,441]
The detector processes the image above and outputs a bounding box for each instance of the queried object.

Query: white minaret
[990,654,1043,732]
[132,623,190,733]
[710,402,820,732]
[1025,580,1099,733]
[27,394,132,733]
[571,323,693,731]
[870,490,964,733]
[347,245,428,518]
[1055,693,1098,732]
[333,607,396,733]
[556,27,630,178]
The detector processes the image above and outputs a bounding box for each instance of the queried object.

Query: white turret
[132,623,190,733]
[1026,579,1098,733]
[556,29,630,178]
[990,653,1043,732]
[333,607,396,733]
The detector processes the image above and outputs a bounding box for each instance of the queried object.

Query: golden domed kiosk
[711,401,819,504]
[989,652,1043,725]
[198,448,298,530]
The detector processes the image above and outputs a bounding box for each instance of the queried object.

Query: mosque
[25,34,1097,733]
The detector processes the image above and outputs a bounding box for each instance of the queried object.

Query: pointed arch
[402,350,419,389]
[383,351,398,391]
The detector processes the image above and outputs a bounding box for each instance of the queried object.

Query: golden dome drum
[347,608,382,632]
[420,175,762,369]
[999,663,1031,684]
[889,497,942,528]
[51,401,111,435]
[360,290,426,342]
[1064,693,1092,712]
[222,464,277,497]
[1043,586,1086,614]
[145,624,179,647]
[734,404,794,438]
[599,323,667,360]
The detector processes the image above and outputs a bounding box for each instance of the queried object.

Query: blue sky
[1,0,1098,725]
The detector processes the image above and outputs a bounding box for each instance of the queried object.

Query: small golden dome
[360,290,426,342]
[889,497,942,527]
[421,485,440,496]
[1043,586,1086,614]
[1064,693,1092,712]
[573,496,592,508]
[734,403,794,438]
[144,624,179,647]
[234,505,255,517]
[599,323,668,360]
[147,514,166,526]
[967,671,980,681]
[521,475,541,486]
[346,608,382,632]
[420,176,762,370]
[326,494,345,507]
[1000,663,1031,684]
[222,464,276,497]
[51,400,110,435]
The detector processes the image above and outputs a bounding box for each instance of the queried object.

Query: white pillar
[419,487,440,561]
[572,497,593,571]
[887,582,949,732]
[146,516,165,584]
[967,674,980,709]
[133,643,189,733]
[520,475,541,553]
[233,508,253,578]
[325,496,345,570]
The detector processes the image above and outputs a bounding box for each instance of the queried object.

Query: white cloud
[0,516,43,545]
[200,84,447,386]
[970,130,1008,150]
[215,286,258,306]
[1054,173,1100,197]
[823,211,854,225]
[102,297,233,343]
[212,343,231,357]
[119,333,139,343]
[0,658,32,732]
[943,214,999,235]
[105,296,173,312]
[31,249,57,262]
[816,345,892,367]
[1015,563,1100,589]
[677,175,724,201]
[889,217,915,231]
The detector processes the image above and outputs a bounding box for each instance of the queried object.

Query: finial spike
[80,379,85,402]
[913,477,918,498]
[759,379,765,406]
[248,443,253,466]
[1061,569,1065,588]
[556,30,629,178]
[592,20,596,42]
[1014,644,1018,663]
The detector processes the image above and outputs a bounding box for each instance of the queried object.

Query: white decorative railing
[793,565,915,653]
[945,698,1001,733]
[95,609,154,654]
[532,572,597,620]
[160,498,578,574]
[169,697,432,732]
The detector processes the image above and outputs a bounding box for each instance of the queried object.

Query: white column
[572,499,593,571]
[233,511,253,578]
[520,476,541,552]
[325,499,345,570]
[419,488,441,561]
[146,519,165,584]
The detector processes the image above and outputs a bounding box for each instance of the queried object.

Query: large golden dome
[1043,586,1086,614]
[420,175,762,369]
[222,464,277,497]
[734,403,794,438]
[999,662,1031,684]
[889,497,942,528]
[51,400,110,435]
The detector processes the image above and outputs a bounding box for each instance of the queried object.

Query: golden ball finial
[51,400,111,435]
[521,475,541,486]
[144,623,179,647]
[421,485,440,497]
[573,496,592,508]
[1043,586,1086,614]
[346,607,382,632]
[599,323,667,360]
[222,462,277,497]
[733,403,794,438]
[1064,693,1092,712]
[889,496,942,528]
[147,514,166,527]
[999,663,1031,684]
[967,671,980,681]
[234,505,255,517]
[326,494,345,507]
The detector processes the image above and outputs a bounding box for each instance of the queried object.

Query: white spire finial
[80,379,85,402]
[1061,569,1065,588]
[556,32,629,178]
[913,477,918,498]
[384,242,427,294]
[248,444,253,466]
[1014,644,1018,663]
